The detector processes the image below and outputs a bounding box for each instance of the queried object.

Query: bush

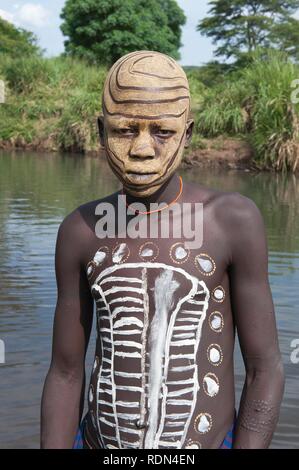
[0,55,107,152]
[185,69,206,112]
[196,50,299,171]
[1,49,299,171]
[196,79,250,137]
[1,55,54,93]
[243,52,299,171]
[0,17,40,57]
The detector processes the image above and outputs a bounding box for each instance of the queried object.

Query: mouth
[125,172,158,184]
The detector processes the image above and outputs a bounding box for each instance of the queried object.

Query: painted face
[100,51,192,197]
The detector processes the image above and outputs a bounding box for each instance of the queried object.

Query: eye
[116,128,136,136]
[155,129,175,138]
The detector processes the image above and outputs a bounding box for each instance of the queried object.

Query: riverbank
[0,136,256,171]
[0,52,298,172]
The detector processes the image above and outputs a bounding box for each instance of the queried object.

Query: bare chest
[84,222,236,448]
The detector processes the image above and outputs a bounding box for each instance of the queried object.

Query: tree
[273,16,299,61]
[160,0,187,50]
[0,17,40,56]
[60,0,186,65]
[197,0,299,61]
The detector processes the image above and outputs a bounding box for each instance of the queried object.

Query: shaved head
[100,51,193,197]
[103,50,191,119]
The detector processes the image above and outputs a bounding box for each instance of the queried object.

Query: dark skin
[41,116,284,449]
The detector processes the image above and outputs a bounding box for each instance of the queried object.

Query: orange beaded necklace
[122,176,183,216]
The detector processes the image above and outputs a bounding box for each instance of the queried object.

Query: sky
[0,0,215,66]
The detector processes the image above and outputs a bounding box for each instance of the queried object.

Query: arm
[40,210,94,449]
[227,195,285,449]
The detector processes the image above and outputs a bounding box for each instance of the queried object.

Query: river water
[0,150,298,449]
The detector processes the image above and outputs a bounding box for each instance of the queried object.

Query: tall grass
[0,54,206,153]
[185,69,207,111]
[1,51,299,171]
[196,50,299,171]
[0,55,107,152]
[196,79,250,136]
[243,54,299,171]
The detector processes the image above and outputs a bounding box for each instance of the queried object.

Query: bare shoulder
[59,191,119,236]
[186,182,266,255]
[214,190,262,222]
[213,191,267,264]
[212,191,266,248]
[209,190,267,266]
[185,180,261,220]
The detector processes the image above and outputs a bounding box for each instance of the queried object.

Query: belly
[87,349,235,450]
[89,263,237,449]
[86,261,224,449]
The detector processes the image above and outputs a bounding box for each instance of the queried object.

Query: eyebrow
[103,103,187,121]
[150,121,178,127]
[108,118,182,128]
[109,121,137,128]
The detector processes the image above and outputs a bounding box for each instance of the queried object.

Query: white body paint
[140,248,154,257]
[209,347,220,363]
[112,243,128,263]
[91,262,210,449]
[203,374,219,397]
[196,414,212,434]
[211,315,222,330]
[185,442,201,449]
[175,246,188,260]
[94,251,107,265]
[197,258,213,273]
[213,288,224,300]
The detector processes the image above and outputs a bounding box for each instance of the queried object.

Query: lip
[126,172,158,184]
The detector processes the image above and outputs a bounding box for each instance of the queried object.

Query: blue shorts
[219,420,235,449]
[73,419,85,449]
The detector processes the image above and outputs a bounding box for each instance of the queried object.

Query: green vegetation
[0,17,41,57]
[1,49,299,171]
[198,0,299,62]
[60,0,186,65]
[1,0,298,171]
[0,55,106,153]
[196,50,299,171]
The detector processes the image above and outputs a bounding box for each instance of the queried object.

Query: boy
[41,51,284,449]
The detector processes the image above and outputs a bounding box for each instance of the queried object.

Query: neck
[123,173,181,210]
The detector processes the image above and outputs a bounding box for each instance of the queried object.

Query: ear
[184,119,194,148]
[97,116,105,147]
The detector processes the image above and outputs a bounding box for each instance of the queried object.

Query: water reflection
[0,151,298,448]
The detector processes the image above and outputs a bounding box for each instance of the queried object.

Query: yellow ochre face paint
[101,51,192,198]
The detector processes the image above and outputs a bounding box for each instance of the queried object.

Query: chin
[122,173,165,198]
[123,183,163,198]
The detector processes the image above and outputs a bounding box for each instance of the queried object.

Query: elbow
[269,357,285,392]
[48,360,85,384]
[275,360,285,394]
[246,357,285,395]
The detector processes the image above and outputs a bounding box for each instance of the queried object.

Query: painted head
[98,50,193,198]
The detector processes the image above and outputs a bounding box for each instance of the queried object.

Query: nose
[129,132,155,159]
